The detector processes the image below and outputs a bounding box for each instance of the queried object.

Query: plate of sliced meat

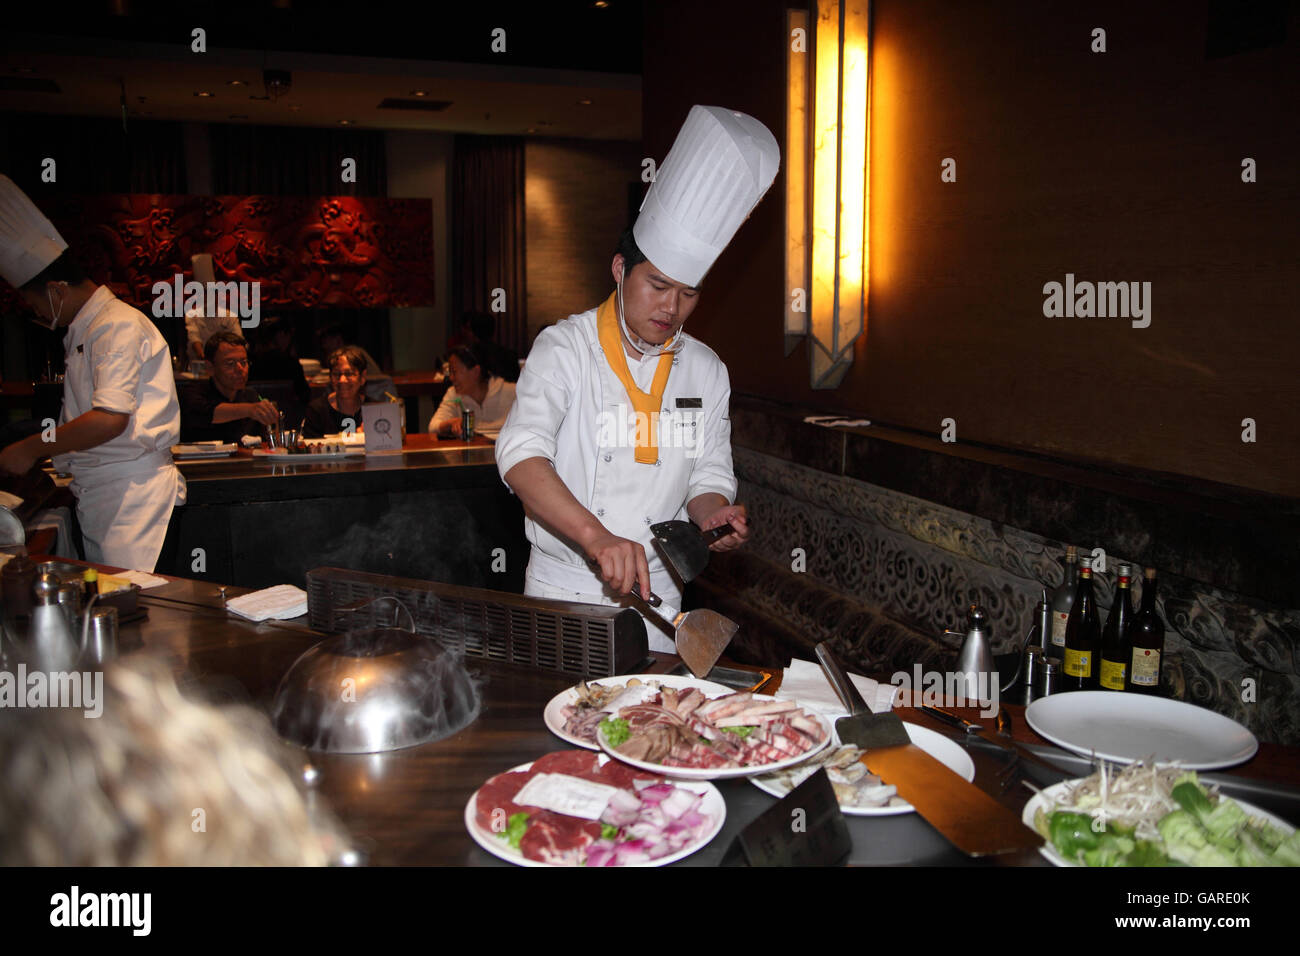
[465,749,725,866]
[594,689,833,780]
[544,674,734,749]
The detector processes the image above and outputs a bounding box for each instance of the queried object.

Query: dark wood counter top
[159,433,528,591]
[39,568,1300,867]
[175,434,497,504]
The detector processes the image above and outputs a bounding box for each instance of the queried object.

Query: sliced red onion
[660,786,703,820]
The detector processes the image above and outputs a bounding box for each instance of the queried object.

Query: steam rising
[272,610,484,754]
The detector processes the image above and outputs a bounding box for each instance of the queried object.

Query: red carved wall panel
[9,194,434,310]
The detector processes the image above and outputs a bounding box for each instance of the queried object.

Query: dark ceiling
[2,0,645,74]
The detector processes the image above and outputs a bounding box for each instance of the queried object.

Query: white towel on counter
[115,570,170,590]
[775,657,901,715]
[803,415,871,428]
[225,584,309,622]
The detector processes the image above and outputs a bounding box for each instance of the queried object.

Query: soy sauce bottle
[1061,556,1100,691]
[1125,568,1165,695]
[1047,545,1079,661]
[1099,563,1132,691]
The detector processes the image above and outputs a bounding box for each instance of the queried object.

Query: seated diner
[302,345,368,438]
[179,331,280,443]
[428,345,517,440]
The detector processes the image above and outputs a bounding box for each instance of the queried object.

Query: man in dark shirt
[180,332,280,443]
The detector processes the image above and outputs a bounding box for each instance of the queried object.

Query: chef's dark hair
[18,251,88,291]
[204,330,249,363]
[613,227,646,281]
[612,227,701,288]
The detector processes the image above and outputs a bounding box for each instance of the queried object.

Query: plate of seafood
[749,723,976,816]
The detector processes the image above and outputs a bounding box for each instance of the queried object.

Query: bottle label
[1051,612,1069,647]
[1063,647,1092,678]
[1130,648,1161,686]
[1100,658,1126,690]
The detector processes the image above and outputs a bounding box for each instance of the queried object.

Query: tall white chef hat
[191,252,216,285]
[0,174,68,289]
[632,105,780,289]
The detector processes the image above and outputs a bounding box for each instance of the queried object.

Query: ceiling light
[194,91,214,97]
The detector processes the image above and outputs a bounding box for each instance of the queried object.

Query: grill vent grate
[306,567,647,678]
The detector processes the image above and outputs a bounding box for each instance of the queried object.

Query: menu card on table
[362,402,403,452]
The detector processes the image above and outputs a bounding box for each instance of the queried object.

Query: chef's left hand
[701,503,748,551]
[0,439,40,477]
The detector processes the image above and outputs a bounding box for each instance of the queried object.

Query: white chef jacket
[428,376,517,439]
[54,286,186,570]
[496,305,736,650]
[184,308,241,358]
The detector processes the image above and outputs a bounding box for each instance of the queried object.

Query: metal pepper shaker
[954,604,995,702]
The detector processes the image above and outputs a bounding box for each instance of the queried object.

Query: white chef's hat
[0,174,68,289]
[632,105,780,288]
[191,252,216,284]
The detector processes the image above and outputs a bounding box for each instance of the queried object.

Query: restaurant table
[161,434,529,592]
[34,564,1300,867]
[0,380,35,407]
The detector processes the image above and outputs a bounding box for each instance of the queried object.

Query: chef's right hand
[247,400,281,428]
[585,530,652,603]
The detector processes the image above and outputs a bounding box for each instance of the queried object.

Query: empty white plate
[1026,691,1258,769]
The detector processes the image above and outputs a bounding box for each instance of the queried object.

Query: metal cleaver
[650,520,735,583]
[814,642,1043,857]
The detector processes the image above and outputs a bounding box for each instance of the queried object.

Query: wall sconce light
[785,1,870,388]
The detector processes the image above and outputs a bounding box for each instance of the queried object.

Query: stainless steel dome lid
[271,599,481,754]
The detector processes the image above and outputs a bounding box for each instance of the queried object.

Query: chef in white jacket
[496,106,779,651]
[0,175,185,571]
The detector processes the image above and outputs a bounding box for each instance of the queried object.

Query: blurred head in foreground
[0,657,351,866]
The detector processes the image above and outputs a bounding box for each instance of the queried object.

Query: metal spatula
[586,554,739,677]
[815,642,1043,857]
[650,520,735,583]
[637,587,738,678]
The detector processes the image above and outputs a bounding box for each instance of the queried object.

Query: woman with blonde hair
[0,656,351,866]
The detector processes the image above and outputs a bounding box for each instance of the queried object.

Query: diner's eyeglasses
[217,358,250,370]
[331,368,362,380]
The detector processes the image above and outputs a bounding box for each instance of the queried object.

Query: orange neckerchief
[596,292,675,464]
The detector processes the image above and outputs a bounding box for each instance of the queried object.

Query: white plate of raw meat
[595,690,833,780]
[465,750,725,867]
[544,674,734,749]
